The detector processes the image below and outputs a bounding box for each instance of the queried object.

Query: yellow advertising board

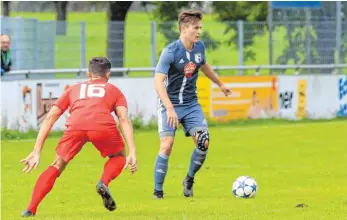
[197,76,278,121]
[197,76,211,117]
[296,79,307,118]
[198,76,278,121]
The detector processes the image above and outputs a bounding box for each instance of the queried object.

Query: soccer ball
[232,176,258,198]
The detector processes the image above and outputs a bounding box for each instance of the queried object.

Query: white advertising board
[306,75,340,119]
[277,76,308,120]
[1,78,158,131]
[1,81,21,130]
[278,75,342,120]
[1,75,345,131]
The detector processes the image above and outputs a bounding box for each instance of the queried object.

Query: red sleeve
[113,87,128,108]
[54,88,71,112]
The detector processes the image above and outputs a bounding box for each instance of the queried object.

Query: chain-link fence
[1,17,55,70]
[1,17,84,70]
[1,16,346,74]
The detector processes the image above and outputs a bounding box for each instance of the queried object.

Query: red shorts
[56,129,124,163]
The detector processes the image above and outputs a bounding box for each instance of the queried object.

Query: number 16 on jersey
[79,84,106,99]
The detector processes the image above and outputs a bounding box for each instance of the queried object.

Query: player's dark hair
[178,10,203,32]
[88,57,111,76]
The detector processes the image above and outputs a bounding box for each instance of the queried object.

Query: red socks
[26,156,125,214]
[27,166,60,214]
[100,156,126,187]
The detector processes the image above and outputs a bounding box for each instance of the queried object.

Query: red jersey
[54,79,127,131]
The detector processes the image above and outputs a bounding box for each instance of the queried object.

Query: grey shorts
[157,102,208,137]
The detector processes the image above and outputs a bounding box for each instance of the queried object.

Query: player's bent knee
[160,137,174,155]
[108,148,126,158]
[160,141,173,152]
[161,137,174,147]
[194,130,210,151]
[51,155,68,173]
[204,139,209,149]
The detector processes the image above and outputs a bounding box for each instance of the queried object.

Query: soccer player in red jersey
[20,57,137,217]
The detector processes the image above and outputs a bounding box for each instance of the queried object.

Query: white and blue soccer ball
[232,176,258,198]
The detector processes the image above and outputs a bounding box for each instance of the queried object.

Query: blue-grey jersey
[155,39,206,106]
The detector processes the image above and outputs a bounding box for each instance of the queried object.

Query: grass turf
[2,119,346,219]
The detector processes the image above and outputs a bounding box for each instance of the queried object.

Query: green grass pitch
[2,120,346,219]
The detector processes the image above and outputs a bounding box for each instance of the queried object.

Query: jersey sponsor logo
[195,53,202,63]
[184,61,196,78]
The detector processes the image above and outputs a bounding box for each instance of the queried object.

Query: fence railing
[2,64,347,81]
[1,16,347,71]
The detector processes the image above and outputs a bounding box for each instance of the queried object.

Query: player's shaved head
[88,57,111,77]
[178,10,203,32]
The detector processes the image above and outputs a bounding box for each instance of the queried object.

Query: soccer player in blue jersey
[153,10,232,198]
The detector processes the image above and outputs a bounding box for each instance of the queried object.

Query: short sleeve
[116,92,128,108]
[200,41,207,65]
[113,87,128,108]
[54,88,70,112]
[155,48,175,75]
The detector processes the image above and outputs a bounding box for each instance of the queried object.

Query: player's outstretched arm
[115,106,137,174]
[20,106,63,173]
[201,63,232,97]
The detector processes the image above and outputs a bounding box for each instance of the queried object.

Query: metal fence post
[15,17,23,70]
[151,21,157,71]
[237,20,244,75]
[80,21,86,69]
[268,1,273,75]
[51,21,56,69]
[34,19,39,69]
[336,1,342,74]
[305,8,311,73]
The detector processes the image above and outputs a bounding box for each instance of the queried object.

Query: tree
[149,1,341,69]
[148,1,266,62]
[54,1,68,35]
[107,1,133,71]
[273,2,339,73]
[341,21,347,65]
[212,1,268,62]
[147,1,220,53]
[2,1,10,17]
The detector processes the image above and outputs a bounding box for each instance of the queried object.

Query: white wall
[1,75,345,131]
